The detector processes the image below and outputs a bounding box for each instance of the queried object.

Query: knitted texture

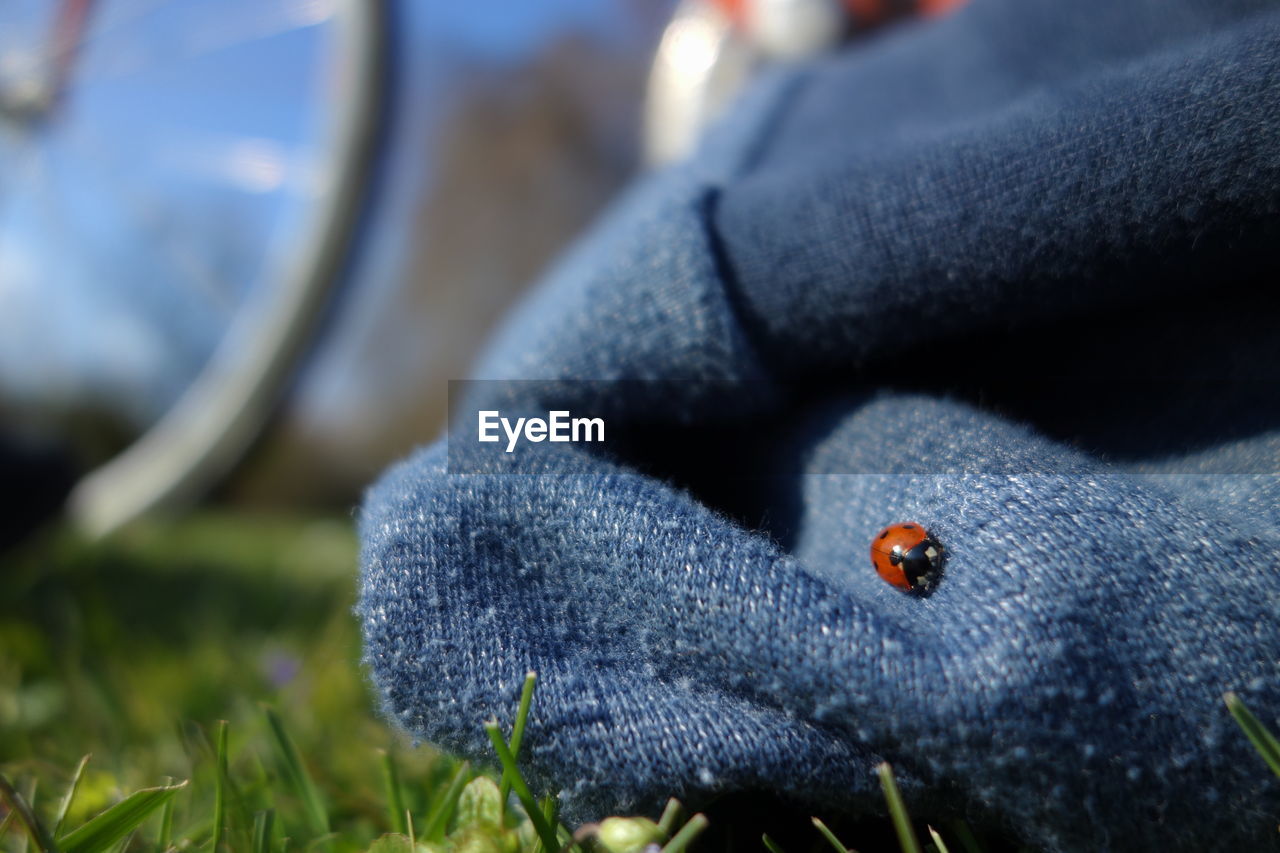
[358,0,1280,848]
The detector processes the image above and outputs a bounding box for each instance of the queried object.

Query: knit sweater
[358,0,1280,848]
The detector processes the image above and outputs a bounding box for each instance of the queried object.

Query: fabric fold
[358,0,1280,848]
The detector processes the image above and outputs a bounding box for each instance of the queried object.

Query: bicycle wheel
[0,0,385,536]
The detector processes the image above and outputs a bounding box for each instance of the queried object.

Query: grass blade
[660,814,708,853]
[539,795,558,832]
[927,826,950,853]
[57,781,187,853]
[253,810,275,853]
[379,751,408,835]
[945,821,984,853]
[483,721,559,853]
[657,800,683,838]
[1225,692,1280,778]
[264,707,330,835]
[877,763,922,853]
[157,780,175,853]
[537,795,560,853]
[509,672,538,759]
[811,818,850,853]
[18,777,38,853]
[499,672,538,807]
[1,804,17,844]
[761,833,787,853]
[0,773,56,853]
[421,761,471,842]
[213,721,229,852]
[53,755,91,838]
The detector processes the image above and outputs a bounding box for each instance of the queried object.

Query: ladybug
[870,523,944,592]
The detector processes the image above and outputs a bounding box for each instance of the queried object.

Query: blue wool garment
[358,0,1280,849]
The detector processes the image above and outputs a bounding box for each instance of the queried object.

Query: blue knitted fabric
[358,0,1280,849]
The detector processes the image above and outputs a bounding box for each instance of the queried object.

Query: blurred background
[0,0,678,542]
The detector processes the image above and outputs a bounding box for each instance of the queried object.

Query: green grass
[1,513,439,852]
[2,514,1277,853]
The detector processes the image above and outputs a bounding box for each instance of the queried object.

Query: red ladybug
[870,523,944,592]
